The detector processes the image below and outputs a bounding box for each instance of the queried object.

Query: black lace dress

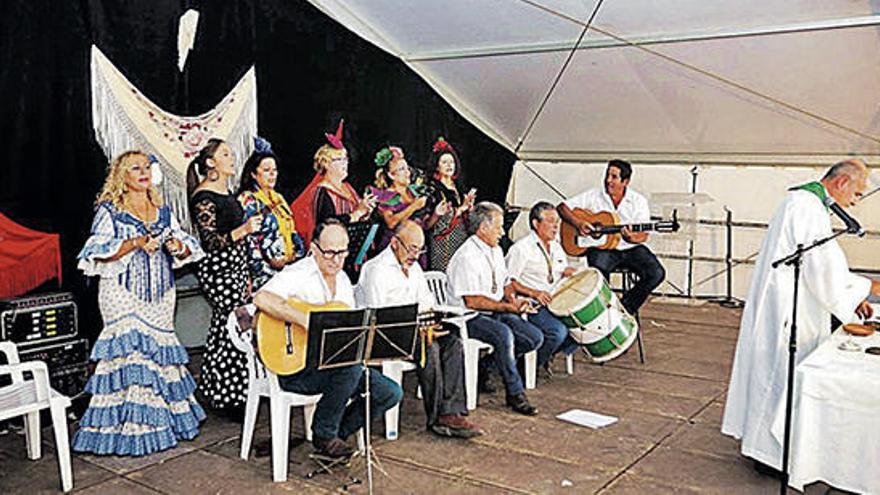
[425,178,469,272]
[190,190,250,410]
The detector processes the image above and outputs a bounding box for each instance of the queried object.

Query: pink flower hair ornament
[324,119,345,150]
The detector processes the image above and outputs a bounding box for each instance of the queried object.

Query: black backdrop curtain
[0,0,516,338]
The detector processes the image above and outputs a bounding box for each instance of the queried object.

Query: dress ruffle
[79,399,205,434]
[91,323,189,366]
[86,363,197,404]
[72,427,195,457]
[74,283,205,457]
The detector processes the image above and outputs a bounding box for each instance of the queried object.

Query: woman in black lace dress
[424,137,476,271]
[187,139,262,414]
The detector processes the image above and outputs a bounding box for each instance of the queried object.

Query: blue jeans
[527,306,579,366]
[466,313,543,396]
[278,365,403,440]
[587,245,665,314]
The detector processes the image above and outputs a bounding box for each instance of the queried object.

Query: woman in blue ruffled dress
[72,151,206,456]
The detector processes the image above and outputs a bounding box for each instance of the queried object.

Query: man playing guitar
[557,159,666,314]
[252,218,403,459]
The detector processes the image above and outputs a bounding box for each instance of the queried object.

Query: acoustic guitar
[256,301,449,375]
[560,208,679,256]
[255,299,350,376]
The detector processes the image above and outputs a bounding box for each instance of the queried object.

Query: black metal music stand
[345,222,379,274]
[306,303,419,495]
[772,228,849,494]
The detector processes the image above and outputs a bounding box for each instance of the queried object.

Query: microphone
[824,196,865,237]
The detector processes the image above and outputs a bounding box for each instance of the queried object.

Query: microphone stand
[771,227,850,494]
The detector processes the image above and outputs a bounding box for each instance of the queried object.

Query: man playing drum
[506,202,580,375]
[447,202,543,415]
[557,159,665,315]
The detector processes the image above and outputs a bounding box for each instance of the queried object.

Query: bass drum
[548,268,639,363]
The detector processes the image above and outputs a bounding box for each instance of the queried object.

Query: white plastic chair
[425,272,543,392]
[424,271,504,409]
[227,307,363,483]
[0,341,72,492]
[379,360,416,440]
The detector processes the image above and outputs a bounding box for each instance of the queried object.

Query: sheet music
[556,409,618,429]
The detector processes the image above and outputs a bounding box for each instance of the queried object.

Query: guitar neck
[597,222,659,234]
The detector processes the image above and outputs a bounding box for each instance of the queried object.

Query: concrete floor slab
[0,430,116,493]
[524,374,710,425]
[74,477,163,494]
[664,423,741,460]
[629,447,780,493]
[611,356,732,383]
[563,361,725,401]
[377,431,618,494]
[126,450,326,494]
[75,440,197,476]
[599,473,702,494]
[641,301,743,329]
[691,400,725,428]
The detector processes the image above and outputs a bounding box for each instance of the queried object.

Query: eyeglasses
[313,242,349,260]
[331,156,349,164]
[394,235,426,257]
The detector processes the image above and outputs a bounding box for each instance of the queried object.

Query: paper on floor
[556,409,618,429]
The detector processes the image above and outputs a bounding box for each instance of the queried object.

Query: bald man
[254,218,403,459]
[357,220,481,439]
[722,159,880,478]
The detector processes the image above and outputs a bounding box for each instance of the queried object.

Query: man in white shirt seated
[447,202,543,416]
[506,202,580,375]
[356,220,481,439]
[253,218,403,459]
[557,159,665,314]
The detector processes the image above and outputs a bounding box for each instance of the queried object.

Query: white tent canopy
[310,1,880,298]
[309,0,880,159]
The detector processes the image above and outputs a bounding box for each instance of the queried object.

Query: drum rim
[578,316,638,362]
[562,283,615,328]
[548,267,607,316]
[566,303,626,345]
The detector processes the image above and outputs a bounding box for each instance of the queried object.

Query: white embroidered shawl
[90,45,257,229]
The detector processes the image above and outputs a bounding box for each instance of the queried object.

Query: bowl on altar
[843,323,875,337]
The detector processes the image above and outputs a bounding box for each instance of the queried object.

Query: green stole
[789,181,829,212]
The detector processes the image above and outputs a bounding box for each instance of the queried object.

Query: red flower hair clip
[432,136,455,154]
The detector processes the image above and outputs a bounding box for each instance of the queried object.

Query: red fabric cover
[289,173,361,248]
[289,173,325,248]
[0,211,62,299]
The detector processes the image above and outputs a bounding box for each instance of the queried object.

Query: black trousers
[416,329,467,427]
[587,245,666,314]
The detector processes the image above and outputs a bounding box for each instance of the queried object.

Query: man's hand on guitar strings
[578,221,595,236]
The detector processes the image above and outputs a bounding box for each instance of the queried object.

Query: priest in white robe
[722,159,880,475]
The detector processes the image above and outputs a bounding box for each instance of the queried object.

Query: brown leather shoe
[432,414,483,439]
[313,436,354,459]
